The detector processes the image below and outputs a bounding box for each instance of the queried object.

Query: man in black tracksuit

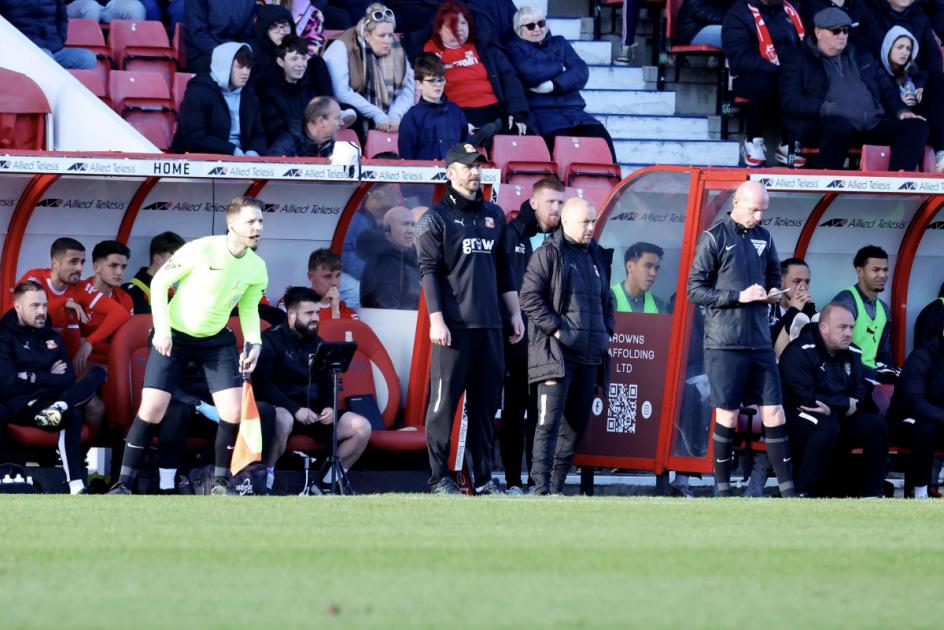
[520,198,614,495]
[500,177,564,493]
[779,303,888,497]
[0,281,106,494]
[687,180,796,497]
[415,143,525,495]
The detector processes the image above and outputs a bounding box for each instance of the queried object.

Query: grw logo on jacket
[462,238,495,254]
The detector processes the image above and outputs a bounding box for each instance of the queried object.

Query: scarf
[337,24,406,111]
[291,0,326,56]
[747,1,805,65]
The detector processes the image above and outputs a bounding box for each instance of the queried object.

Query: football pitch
[2,495,943,629]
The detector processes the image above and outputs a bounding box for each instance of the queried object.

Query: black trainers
[210,480,237,496]
[430,478,460,495]
[475,480,504,496]
[107,482,132,495]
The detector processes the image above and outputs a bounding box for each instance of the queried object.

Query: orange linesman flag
[231,381,263,475]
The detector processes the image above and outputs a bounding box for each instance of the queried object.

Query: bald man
[520,198,615,495]
[687,180,796,497]
[360,206,420,309]
[778,303,888,497]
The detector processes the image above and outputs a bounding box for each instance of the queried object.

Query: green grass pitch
[2,495,943,629]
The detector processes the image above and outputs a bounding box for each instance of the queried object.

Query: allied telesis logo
[926,221,944,230]
[819,217,849,227]
[282,169,302,177]
[143,201,171,211]
[37,198,63,208]
[207,166,227,176]
[825,180,845,189]
[898,181,917,191]
[67,162,89,172]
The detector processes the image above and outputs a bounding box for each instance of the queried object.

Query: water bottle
[902,79,917,104]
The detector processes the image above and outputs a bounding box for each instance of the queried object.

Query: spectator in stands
[323,3,415,139]
[67,0,146,22]
[779,8,929,171]
[172,43,267,156]
[0,282,107,495]
[778,302,888,497]
[611,242,670,314]
[251,4,297,84]
[506,5,617,161]
[278,0,334,57]
[871,0,943,75]
[687,180,797,497]
[342,183,405,278]
[123,231,185,315]
[398,53,471,160]
[462,0,519,47]
[520,197,615,495]
[769,257,818,357]
[881,27,944,173]
[141,0,185,31]
[831,245,897,378]
[83,240,134,362]
[272,95,358,158]
[799,0,881,52]
[677,0,736,48]
[385,0,444,60]
[359,206,420,309]
[0,0,97,70]
[722,0,805,166]
[501,177,563,494]
[19,238,130,375]
[424,1,529,136]
[890,324,944,498]
[307,249,359,320]
[913,283,944,350]
[254,287,372,483]
[184,0,255,74]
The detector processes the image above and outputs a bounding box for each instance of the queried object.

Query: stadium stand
[65,18,113,85]
[364,129,399,159]
[108,19,177,88]
[69,69,110,106]
[491,134,558,187]
[108,69,176,149]
[0,68,50,150]
[553,135,621,187]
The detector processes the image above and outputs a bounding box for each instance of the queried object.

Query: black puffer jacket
[676,0,736,45]
[520,230,615,384]
[871,0,943,74]
[889,335,944,424]
[799,0,882,53]
[0,308,75,414]
[171,73,267,156]
[687,214,781,350]
[360,239,421,310]
[722,0,804,76]
[258,59,334,148]
[779,323,866,418]
[184,0,256,74]
[0,0,68,52]
[501,200,547,365]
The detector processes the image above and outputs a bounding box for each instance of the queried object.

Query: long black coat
[171,74,267,155]
[722,0,803,76]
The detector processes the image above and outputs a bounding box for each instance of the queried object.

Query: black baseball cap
[814,7,857,29]
[445,143,487,166]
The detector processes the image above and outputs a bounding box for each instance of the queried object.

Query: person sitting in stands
[184,0,255,74]
[0,0,96,69]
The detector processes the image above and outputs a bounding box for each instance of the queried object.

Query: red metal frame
[891,196,944,365]
[0,174,60,311]
[115,176,159,243]
[792,192,836,259]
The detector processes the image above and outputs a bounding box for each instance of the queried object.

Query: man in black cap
[779,6,929,170]
[415,143,525,495]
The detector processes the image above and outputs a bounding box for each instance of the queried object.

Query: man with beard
[360,206,420,309]
[500,176,563,494]
[253,286,372,484]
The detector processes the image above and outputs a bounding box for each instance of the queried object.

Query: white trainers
[936,150,944,173]
[339,108,357,129]
[775,142,807,168]
[741,137,767,167]
[35,401,67,428]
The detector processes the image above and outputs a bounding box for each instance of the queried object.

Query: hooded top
[251,4,296,84]
[211,42,251,149]
[880,25,922,84]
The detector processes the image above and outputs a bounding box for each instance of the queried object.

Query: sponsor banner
[0,154,500,185]
[751,173,944,194]
[576,313,672,461]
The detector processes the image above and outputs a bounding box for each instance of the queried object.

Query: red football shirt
[424,41,499,109]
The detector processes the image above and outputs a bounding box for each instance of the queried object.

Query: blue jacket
[184,0,256,74]
[398,97,469,160]
[504,34,598,136]
[0,0,68,53]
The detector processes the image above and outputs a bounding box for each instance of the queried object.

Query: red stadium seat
[66,19,113,86]
[69,69,111,107]
[311,319,426,453]
[860,145,890,172]
[109,70,176,149]
[173,72,195,114]
[553,136,621,187]
[565,186,611,210]
[364,129,398,158]
[336,128,362,152]
[109,20,177,89]
[103,315,153,430]
[490,135,558,186]
[496,184,530,221]
[0,68,50,151]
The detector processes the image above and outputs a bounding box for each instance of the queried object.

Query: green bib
[847,286,887,368]
[611,283,658,314]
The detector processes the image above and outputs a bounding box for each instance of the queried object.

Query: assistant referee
[110,196,269,495]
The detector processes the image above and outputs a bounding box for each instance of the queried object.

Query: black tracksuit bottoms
[787,409,888,497]
[501,359,538,488]
[902,414,944,488]
[532,359,598,494]
[426,328,504,488]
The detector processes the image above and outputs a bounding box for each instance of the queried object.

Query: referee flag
[231,381,263,475]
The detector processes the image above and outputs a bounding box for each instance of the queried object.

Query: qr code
[606,383,637,434]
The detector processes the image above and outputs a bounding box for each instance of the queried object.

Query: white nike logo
[783,457,791,463]
[127,443,144,450]
[715,457,730,463]
[226,445,234,450]
[725,245,736,251]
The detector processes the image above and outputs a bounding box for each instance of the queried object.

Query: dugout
[579,166,944,485]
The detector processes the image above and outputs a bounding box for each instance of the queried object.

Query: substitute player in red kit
[82,240,135,362]
[19,238,131,374]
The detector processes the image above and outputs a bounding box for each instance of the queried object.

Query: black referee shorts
[142,328,242,395]
[704,348,782,410]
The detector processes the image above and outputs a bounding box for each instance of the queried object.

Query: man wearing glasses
[779,7,928,170]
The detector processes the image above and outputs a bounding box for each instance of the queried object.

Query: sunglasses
[828,26,851,35]
[522,19,547,31]
[369,8,395,21]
